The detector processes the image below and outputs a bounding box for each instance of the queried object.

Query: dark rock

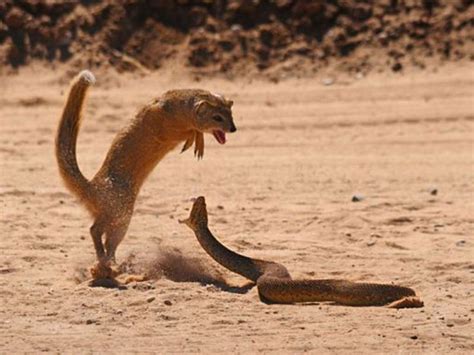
[392,62,403,72]
[5,7,30,29]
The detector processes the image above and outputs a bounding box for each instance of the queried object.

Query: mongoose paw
[90,261,120,280]
[89,262,126,289]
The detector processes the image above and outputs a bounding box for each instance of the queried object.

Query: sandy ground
[1,64,473,353]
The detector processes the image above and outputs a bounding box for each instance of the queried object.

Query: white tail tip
[78,70,96,85]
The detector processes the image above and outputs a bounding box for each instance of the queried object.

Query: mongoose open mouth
[213,130,226,144]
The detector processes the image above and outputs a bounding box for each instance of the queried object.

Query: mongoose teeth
[78,70,96,85]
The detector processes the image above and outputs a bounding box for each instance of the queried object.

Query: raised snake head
[179,196,208,230]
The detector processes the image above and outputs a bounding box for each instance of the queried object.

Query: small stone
[430,189,438,196]
[446,323,454,327]
[147,296,156,303]
[392,62,403,72]
[456,240,466,247]
[410,335,418,340]
[321,77,335,86]
[164,300,172,306]
[352,194,364,202]
[231,24,242,32]
[5,7,30,29]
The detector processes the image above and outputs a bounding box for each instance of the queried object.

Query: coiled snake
[180,197,423,308]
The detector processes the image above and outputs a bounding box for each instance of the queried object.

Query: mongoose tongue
[213,130,226,144]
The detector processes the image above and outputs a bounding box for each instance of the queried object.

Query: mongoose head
[194,93,236,145]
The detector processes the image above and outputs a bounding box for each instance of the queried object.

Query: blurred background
[1,0,472,78]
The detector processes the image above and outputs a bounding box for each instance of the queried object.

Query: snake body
[181,197,423,308]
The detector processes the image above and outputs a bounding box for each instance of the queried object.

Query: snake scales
[180,197,423,308]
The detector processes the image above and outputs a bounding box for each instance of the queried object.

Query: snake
[180,196,423,308]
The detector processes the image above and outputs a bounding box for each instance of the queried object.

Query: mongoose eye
[212,115,224,122]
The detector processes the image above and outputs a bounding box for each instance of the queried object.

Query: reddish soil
[1,0,473,77]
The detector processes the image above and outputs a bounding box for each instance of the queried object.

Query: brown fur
[55,70,236,280]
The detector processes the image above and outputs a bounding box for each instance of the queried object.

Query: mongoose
[56,70,236,281]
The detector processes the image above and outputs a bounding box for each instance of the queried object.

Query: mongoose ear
[226,100,233,108]
[194,100,212,115]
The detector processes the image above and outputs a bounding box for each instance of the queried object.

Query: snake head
[179,196,208,230]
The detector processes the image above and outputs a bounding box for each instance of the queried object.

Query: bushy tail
[55,70,96,210]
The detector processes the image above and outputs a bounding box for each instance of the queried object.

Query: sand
[1,64,473,353]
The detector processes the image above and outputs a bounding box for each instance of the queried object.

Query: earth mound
[1,0,472,76]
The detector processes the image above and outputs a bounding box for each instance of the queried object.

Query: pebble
[321,77,335,86]
[352,194,364,202]
[164,300,172,306]
[430,188,438,196]
[147,296,156,303]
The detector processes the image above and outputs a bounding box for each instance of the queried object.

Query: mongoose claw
[194,132,204,160]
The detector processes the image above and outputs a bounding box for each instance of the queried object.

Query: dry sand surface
[1,64,473,353]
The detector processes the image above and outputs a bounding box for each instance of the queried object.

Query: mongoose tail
[55,70,96,212]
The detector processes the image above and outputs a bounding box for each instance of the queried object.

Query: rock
[321,77,335,86]
[146,296,156,303]
[351,194,364,202]
[5,7,30,29]
[392,62,403,72]
[188,7,208,28]
[164,300,172,306]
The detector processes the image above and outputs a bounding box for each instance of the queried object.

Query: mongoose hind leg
[104,220,130,263]
[90,221,106,260]
[104,222,149,284]
[89,218,123,282]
